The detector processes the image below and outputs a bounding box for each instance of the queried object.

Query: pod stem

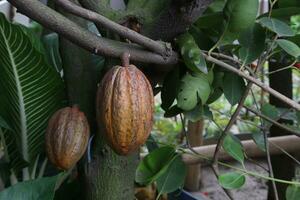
[121,52,130,68]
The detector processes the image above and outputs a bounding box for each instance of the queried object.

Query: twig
[244,105,300,137]
[203,54,300,111]
[8,0,178,65]
[269,141,300,166]
[212,83,252,164]
[210,166,235,200]
[55,0,171,56]
[250,89,279,200]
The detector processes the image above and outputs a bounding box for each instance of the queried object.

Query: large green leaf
[135,146,176,185]
[261,103,279,127]
[217,0,259,45]
[218,172,246,189]
[156,155,187,194]
[276,39,300,58]
[258,17,295,37]
[177,73,211,111]
[279,0,300,8]
[0,14,65,172]
[177,33,208,74]
[222,72,246,105]
[286,185,300,200]
[239,23,266,64]
[0,173,63,200]
[222,134,244,164]
[161,66,180,111]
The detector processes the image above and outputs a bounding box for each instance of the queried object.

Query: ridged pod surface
[45,106,90,170]
[97,64,154,155]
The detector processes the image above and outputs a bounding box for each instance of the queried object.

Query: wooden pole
[182,135,300,165]
[184,120,204,191]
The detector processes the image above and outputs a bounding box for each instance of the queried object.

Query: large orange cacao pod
[97,62,154,155]
[45,106,90,170]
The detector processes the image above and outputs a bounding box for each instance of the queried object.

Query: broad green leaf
[177,74,211,111]
[286,185,300,200]
[218,172,246,189]
[222,134,244,163]
[161,66,180,111]
[135,146,176,185]
[0,173,63,200]
[42,33,62,73]
[239,23,266,64]
[222,72,246,105]
[163,106,182,118]
[261,104,279,127]
[156,155,187,194]
[20,23,45,53]
[194,12,223,29]
[0,14,65,172]
[252,132,266,152]
[177,33,208,74]
[218,0,259,45]
[0,116,10,130]
[205,0,226,13]
[276,39,300,58]
[279,0,300,8]
[258,17,295,37]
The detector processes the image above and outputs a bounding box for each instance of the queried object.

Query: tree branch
[142,0,214,41]
[244,106,300,137]
[204,54,300,111]
[8,0,178,65]
[55,0,171,56]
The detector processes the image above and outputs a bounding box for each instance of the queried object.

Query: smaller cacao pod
[45,106,90,170]
[97,53,154,155]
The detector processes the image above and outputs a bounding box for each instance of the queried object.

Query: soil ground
[191,159,269,200]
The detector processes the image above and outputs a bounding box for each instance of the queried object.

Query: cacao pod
[97,60,154,155]
[45,106,90,170]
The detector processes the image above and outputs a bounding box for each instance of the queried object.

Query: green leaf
[276,39,300,58]
[222,72,246,105]
[135,146,176,185]
[258,17,295,37]
[194,12,223,29]
[218,0,259,45]
[239,23,266,64]
[0,173,63,200]
[259,7,300,22]
[222,134,244,163]
[261,104,279,127]
[19,25,45,54]
[0,116,10,130]
[286,185,300,200]
[177,33,208,74]
[163,106,183,118]
[0,14,66,172]
[252,132,266,152]
[177,74,211,111]
[279,0,300,8]
[156,155,187,194]
[161,66,180,110]
[42,33,62,73]
[218,172,246,189]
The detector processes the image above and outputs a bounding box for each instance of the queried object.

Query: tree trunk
[268,59,294,200]
[58,1,138,199]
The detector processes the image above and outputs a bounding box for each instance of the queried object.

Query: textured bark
[142,0,214,41]
[58,1,138,199]
[268,60,294,200]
